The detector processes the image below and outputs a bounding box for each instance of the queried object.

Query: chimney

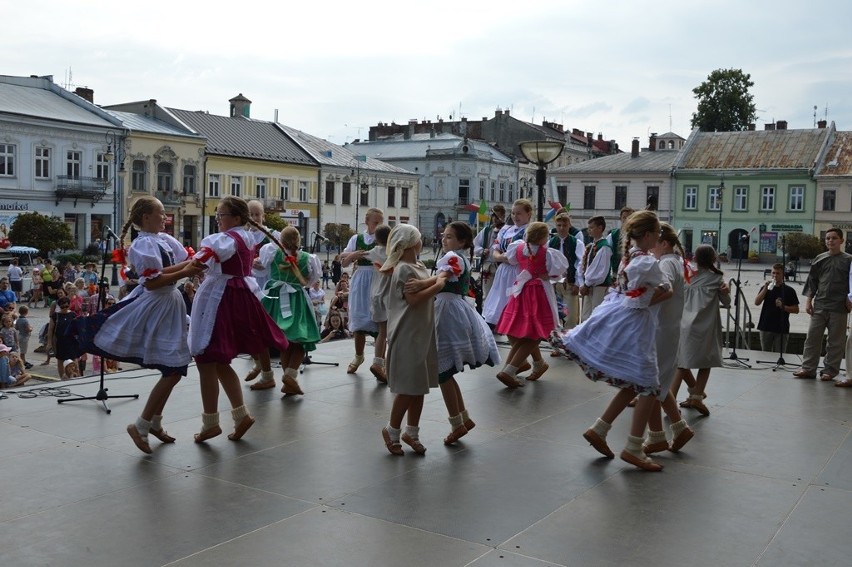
[776,120,788,130]
[495,109,502,118]
[504,109,510,116]
[765,123,776,130]
[818,120,827,128]
[75,87,94,103]
[598,134,603,141]
[631,138,640,158]
[747,123,756,131]
[649,132,657,152]
[405,119,416,140]
[460,117,467,135]
[229,93,252,118]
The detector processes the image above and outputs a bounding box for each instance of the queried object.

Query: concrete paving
[2,308,852,565]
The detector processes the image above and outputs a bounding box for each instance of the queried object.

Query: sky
[6,0,852,152]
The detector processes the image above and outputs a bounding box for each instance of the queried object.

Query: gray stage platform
[1,338,850,566]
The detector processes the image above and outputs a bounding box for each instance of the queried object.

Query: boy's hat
[0,344,10,353]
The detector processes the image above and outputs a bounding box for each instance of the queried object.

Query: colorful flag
[477,199,489,223]
[544,200,562,222]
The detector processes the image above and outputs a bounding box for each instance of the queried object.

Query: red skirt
[495,280,554,340]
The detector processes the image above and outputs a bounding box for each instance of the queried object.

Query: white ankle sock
[624,435,645,457]
[591,418,612,438]
[448,414,464,429]
[201,412,219,431]
[231,405,248,423]
[404,425,420,439]
[385,423,400,442]
[151,415,163,431]
[260,370,275,383]
[135,417,151,435]
[460,409,471,422]
[670,419,688,436]
[503,364,518,377]
[373,357,384,367]
[646,430,667,445]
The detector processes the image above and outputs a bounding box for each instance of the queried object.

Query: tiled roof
[677,128,829,171]
[105,110,203,139]
[275,124,414,174]
[815,131,852,177]
[0,75,118,128]
[552,149,679,174]
[167,108,316,166]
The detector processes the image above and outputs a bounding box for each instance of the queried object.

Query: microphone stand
[723,235,751,368]
[300,232,339,373]
[58,227,139,413]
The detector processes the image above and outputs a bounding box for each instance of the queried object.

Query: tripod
[723,236,751,368]
[58,227,138,413]
[301,232,340,373]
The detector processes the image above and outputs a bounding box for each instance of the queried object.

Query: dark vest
[548,234,578,284]
[355,233,376,266]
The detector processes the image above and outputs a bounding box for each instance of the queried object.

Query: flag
[544,200,562,222]
[477,199,489,223]
[468,211,477,225]
[464,202,480,212]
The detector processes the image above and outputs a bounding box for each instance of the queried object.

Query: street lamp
[518,140,565,221]
[104,131,125,285]
[351,155,368,230]
[717,178,724,256]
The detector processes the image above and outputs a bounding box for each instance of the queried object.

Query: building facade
[814,129,852,252]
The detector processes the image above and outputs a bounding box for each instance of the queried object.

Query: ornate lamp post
[518,140,565,221]
[104,131,125,285]
[351,155,368,230]
[717,179,724,256]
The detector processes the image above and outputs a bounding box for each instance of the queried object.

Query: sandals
[149,428,176,444]
[281,376,304,396]
[835,379,852,388]
[370,364,387,383]
[526,362,549,381]
[382,427,404,456]
[401,432,426,455]
[793,369,816,379]
[643,440,669,455]
[517,361,532,374]
[620,450,663,472]
[583,429,615,458]
[819,373,836,382]
[228,415,256,441]
[244,367,262,382]
[669,427,695,452]
[496,372,524,389]
[194,425,222,444]
[347,354,365,374]
[250,379,276,390]
[463,418,476,432]
[126,424,152,454]
[443,425,468,445]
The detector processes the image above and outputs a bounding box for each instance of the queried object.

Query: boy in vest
[580,216,613,321]
[473,205,506,299]
[550,212,585,330]
[607,207,634,277]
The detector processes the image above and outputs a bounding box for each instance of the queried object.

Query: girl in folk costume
[643,223,695,455]
[671,244,730,416]
[253,226,321,395]
[79,197,203,454]
[190,196,289,444]
[380,224,449,456]
[550,210,672,471]
[495,222,568,388]
[242,199,282,383]
[340,207,383,374]
[481,199,532,328]
[364,224,391,382]
[407,222,501,444]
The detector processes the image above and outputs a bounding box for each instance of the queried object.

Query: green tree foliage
[784,232,823,260]
[323,223,355,252]
[264,212,288,232]
[691,68,757,133]
[7,213,76,255]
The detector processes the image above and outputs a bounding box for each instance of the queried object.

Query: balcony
[155,190,183,206]
[55,176,109,206]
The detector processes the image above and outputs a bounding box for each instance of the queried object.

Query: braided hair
[119,196,161,251]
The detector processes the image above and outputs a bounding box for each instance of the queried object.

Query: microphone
[312,232,329,242]
[104,226,121,241]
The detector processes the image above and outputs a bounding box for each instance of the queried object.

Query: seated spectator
[320,311,351,343]
[0,278,17,310]
[7,351,31,386]
[179,281,196,316]
[0,344,30,388]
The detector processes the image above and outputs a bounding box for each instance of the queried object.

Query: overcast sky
[7,0,852,151]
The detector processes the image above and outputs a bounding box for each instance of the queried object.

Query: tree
[264,212,288,232]
[691,68,757,133]
[7,213,76,255]
[323,223,355,253]
[784,232,823,260]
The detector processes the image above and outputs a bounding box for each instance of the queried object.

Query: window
[684,186,697,210]
[733,186,748,211]
[646,186,659,210]
[0,144,14,176]
[557,185,567,205]
[96,152,109,180]
[614,186,627,210]
[256,177,267,199]
[281,179,290,201]
[208,173,220,198]
[583,186,596,210]
[490,180,496,202]
[299,180,308,202]
[789,186,804,211]
[66,150,82,178]
[479,178,486,200]
[459,178,470,203]
[499,181,506,203]
[342,182,351,205]
[157,162,173,192]
[401,187,409,208]
[823,189,836,211]
[508,182,514,203]
[387,186,395,207]
[325,180,335,204]
[183,165,196,194]
[132,160,147,191]
[708,186,721,211]
[35,146,50,179]
[760,186,775,211]
[230,176,241,197]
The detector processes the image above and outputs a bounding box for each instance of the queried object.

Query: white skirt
[348,266,379,334]
[435,292,500,376]
[482,261,521,325]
